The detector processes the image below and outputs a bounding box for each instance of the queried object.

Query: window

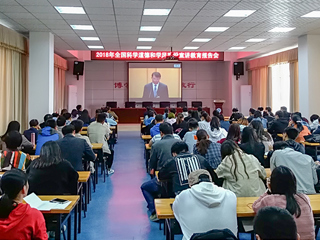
[271,63,290,111]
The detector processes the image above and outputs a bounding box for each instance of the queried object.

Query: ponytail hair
[210,116,220,131]
[176,113,184,125]
[0,169,28,218]
[201,112,211,123]
[292,115,303,132]
[195,129,211,155]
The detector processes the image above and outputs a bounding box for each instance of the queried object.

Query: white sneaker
[108,169,114,175]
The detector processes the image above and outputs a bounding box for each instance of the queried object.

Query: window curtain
[54,54,67,114]
[247,48,298,110]
[0,25,28,134]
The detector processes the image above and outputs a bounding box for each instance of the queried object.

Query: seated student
[253,166,314,240]
[216,140,266,197]
[172,113,188,135]
[270,141,317,194]
[99,109,118,126]
[281,106,291,121]
[0,131,31,171]
[170,108,177,115]
[247,108,256,123]
[163,107,169,120]
[63,112,72,125]
[173,170,237,240]
[252,111,267,129]
[106,106,118,120]
[144,111,155,126]
[283,127,305,154]
[150,114,164,137]
[239,127,265,165]
[198,112,211,133]
[60,108,68,116]
[262,110,274,123]
[57,125,96,171]
[310,114,319,132]
[0,169,47,239]
[23,119,40,143]
[88,114,114,174]
[1,121,33,152]
[183,119,199,152]
[52,113,59,121]
[166,112,176,125]
[250,120,274,152]
[35,119,60,155]
[206,116,228,143]
[71,109,78,121]
[292,112,310,125]
[237,115,249,132]
[78,109,91,126]
[190,110,200,122]
[228,108,239,123]
[254,206,299,240]
[27,141,79,195]
[265,106,274,117]
[268,110,289,139]
[184,110,193,122]
[39,113,52,129]
[193,130,222,169]
[149,132,180,147]
[76,104,83,116]
[290,115,311,143]
[218,123,241,144]
[217,114,230,131]
[56,116,65,138]
[71,120,92,146]
[159,142,216,195]
[182,107,188,118]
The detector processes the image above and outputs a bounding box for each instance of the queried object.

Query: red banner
[91,51,224,61]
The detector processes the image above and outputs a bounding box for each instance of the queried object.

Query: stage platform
[103,107,210,123]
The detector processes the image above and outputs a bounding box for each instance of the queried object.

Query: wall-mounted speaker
[73,61,84,80]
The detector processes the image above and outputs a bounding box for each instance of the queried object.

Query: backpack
[190,229,238,240]
[304,134,320,143]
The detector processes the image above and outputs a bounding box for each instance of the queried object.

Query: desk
[155,195,320,240]
[82,127,88,131]
[145,144,151,171]
[80,130,87,135]
[36,195,79,240]
[304,142,320,160]
[77,171,91,233]
[277,133,283,138]
[106,107,210,123]
[142,135,152,141]
[265,168,271,178]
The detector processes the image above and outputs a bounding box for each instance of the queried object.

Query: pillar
[298,35,320,118]
[28,32,54,122]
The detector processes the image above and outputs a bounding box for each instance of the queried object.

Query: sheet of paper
[50,201,72,210]
[24,193,71,211]
[23,193,43,209]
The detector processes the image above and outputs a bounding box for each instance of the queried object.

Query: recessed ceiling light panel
[224,10,255,17]
[71,25,94,30]
[140,26,162,31]
[268,27,295,32]
[81,37,100,41]
[245,38,266,42]
[183,46,199,50]
[192,38,212,42]
[301,11,320,18]
[88,46,104,49]
[229,47,246,50]
[137,46,152,49]
[55,7,85,14]
[138,38,156,42]
[143,9,171,16]
[205,27,229,32]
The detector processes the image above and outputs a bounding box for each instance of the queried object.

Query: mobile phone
[50,198,68,204]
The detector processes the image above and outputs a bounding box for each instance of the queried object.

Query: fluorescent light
[205,27,229,32]
[229,47,246,50]
[55,6,85,14]
[245,38,266,42]
[81,37,100,41]
[302,11,320,18]
[268,27,295,32]
[143,9,171,16]
[140,26,162,31]
[137,46,152,49]
[138,38,156,42]
[183,46,199,50]
[224,10,255,17]
[71,25,94,30]
[88,46,104,49]
[192,38,211,42]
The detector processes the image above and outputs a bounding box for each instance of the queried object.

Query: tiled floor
[79,127,319,240]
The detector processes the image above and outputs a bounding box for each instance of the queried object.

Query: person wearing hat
[172,169,237,240]
[0,169,47,239]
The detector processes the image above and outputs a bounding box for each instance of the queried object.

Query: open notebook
[24,193,71,211]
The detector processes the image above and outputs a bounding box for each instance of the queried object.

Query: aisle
[79,129,173,240]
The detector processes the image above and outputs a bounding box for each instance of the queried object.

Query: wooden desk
[145,143,151,150]
[82,127,88,131]
[92,143,103,149]
[30,155,39,161]
[110,126,116,130]
[77,171,91,233]
[80,130,87,135]
[265,168,271,178]
[277,133,283,138]
[142,135,152,141]
[36,195,79,240]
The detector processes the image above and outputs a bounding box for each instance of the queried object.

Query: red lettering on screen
[91,51,224,61]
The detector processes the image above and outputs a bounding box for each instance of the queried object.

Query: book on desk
[24,193,71,211]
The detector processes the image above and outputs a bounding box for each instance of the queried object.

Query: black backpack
[190,228,238,240]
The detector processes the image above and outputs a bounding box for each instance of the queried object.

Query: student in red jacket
[0,169,48,240]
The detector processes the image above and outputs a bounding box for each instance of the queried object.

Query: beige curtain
[54,54,68,113]
[0,25,28,134]
[290,61,299,112]
[248,66,269,108]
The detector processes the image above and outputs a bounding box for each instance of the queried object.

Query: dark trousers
[141,178,162,214]
[104,149,114,169]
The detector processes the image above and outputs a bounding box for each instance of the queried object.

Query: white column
[298,35,320,117]
[28,32,54,122]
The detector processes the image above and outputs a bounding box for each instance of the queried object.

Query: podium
[213,100,225,114]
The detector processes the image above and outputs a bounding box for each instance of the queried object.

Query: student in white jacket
[206,116,227,142]
[173,169,237,240]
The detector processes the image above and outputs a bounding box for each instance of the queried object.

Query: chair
[106,101,117,108]
[177,101,187,108]
[190,228,238,240]
[192,101,202,108]
[125,101,136,108]
[142,102,153,108]
[160,101,170,108]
